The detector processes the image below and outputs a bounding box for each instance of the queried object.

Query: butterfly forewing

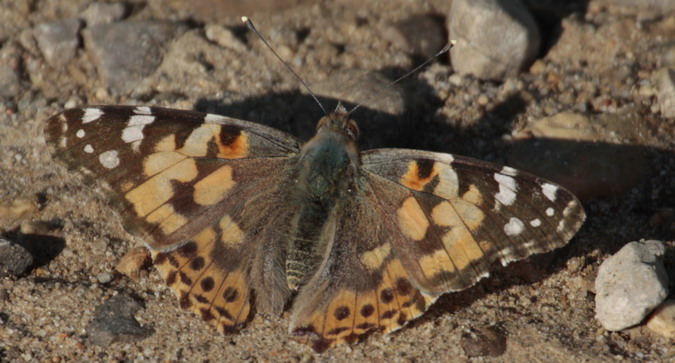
[362,149,585,294]
[45,106,301,248]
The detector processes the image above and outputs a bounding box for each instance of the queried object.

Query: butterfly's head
[315,110,360,142]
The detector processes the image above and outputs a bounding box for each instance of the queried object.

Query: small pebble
[116,247,151,280]
[656,67,675,118]
[96,272,113,284]
[0,237,34,277]
[459,325,507,357]
[0,64,21,98]
[646,300,675,339]
[0,197,39,220]
[86,293,154,346]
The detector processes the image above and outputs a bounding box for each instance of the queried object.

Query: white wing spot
[99,150,120,169]
[134,106,152,115]
[76,129,85,138]
[84,144,94,153]
[504,217,525,236]
[542,183,559,202]
[500,247,517,266]
[494,173,517,206]
[82,108,103,124]
[530,218,541,227]
[500,166,518,176]
[557,219,567,232]
[60,115,68,132]
[205,113,227,123]
[128,114,155,127]
[563,200,578,217]
[523,240,536,249]
[546,207,555,216]
[121,115,155,143]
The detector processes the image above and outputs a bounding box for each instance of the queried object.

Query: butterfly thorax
[285,112,361,290]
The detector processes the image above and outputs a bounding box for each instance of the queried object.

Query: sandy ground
[1,0,674,362]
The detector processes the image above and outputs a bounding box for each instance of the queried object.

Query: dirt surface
[1,0,674,362]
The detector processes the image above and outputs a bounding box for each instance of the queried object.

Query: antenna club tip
[450,39,458,45]
[241,16,249,23]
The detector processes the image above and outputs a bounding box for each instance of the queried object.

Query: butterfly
[44,103,585,352]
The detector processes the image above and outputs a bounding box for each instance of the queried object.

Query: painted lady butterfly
[44,100,585,352]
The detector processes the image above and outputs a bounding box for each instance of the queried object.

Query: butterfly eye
[316,116,331,131]
[344,119,360,140]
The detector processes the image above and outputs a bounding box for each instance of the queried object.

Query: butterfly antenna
[347,40,456,117]
[241,16,329,117]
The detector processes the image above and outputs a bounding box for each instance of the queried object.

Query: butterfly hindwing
[362,149,586,294]
[288,181,437,352]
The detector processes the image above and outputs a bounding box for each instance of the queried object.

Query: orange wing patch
[152,225,251,333]
[214,125,249,159]
[400,160,438,191]
[291,258,435,352]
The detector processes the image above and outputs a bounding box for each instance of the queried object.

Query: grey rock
[656,67,675,118]
[33,19,81,68]
[0,237,33,277]
[87,293,153,346]
[81,2,127,26]
[595,240,669,331]
[82,21,187,94]
[448,0,540,80]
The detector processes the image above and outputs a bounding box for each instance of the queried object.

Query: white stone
[595,240,669,331]
[448,0,541,80]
